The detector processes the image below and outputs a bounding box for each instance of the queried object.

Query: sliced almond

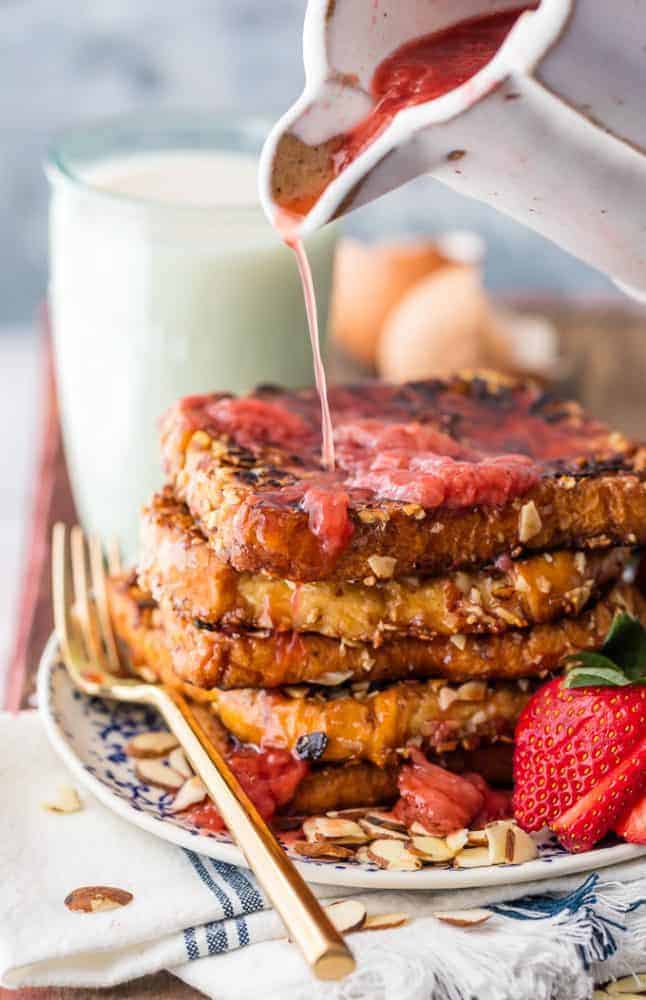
[367,839,421,872]
[42,785,82,814]
[434,908,491,927]
[445,828,469,853]
[455,681,488,702]
[466,829,488,847]
[325,899,367,934]
[292,841,355,861]
[408,835,456,863]
[454,846,491,869]
[135,759,184,791]
[168,747,193,779]
[518,500,542,542]
[606,976,646,995]
[361,912,409,931]
[367,555,397,579]
[485,822,538,865]
[438,687,459,712]
[326,807,371,820]
[409,820,434,837]
[484,821,514,865]
[65,886,133,913]
[354,845,376,864]
[284,686,309,699]
[125,731,179,758]
[302,816,366,844]
[169,776,207,813]
[359,812,409,841]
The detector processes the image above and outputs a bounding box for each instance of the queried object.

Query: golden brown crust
[209,679,529,766]
[289,762,399,815]
[141,489,629,640]
[160,376,646,582]
[109,574,646,689]
[184,466,646,582]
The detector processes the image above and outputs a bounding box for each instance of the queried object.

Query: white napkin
[1,711,644,999]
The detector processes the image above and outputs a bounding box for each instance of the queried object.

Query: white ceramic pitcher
[259,0,646,294]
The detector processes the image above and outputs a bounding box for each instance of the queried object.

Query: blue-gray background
[2,0,615,325]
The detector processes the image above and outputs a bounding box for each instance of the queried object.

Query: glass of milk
[46,112,338,558]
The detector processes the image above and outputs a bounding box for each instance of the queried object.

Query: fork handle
[149,685,355,981]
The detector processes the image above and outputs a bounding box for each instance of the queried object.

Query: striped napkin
[0,711,644,1000]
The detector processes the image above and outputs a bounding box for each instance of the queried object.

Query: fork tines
[52,523,124,679]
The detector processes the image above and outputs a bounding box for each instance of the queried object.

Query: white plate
[38,636,645,889]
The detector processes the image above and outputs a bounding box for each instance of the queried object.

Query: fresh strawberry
[552,737,646,852]
[513,676,646,833]
[394,749,484,834]
[616,792,646,844]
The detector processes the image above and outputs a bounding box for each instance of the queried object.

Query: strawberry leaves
[565,612,646,689]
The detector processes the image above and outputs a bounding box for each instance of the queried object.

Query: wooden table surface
[5,300,646,998]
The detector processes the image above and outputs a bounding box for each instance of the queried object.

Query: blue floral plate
[38,636,645,889]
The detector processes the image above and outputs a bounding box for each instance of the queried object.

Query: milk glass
[46,113,337,558]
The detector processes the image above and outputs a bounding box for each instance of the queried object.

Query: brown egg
[376,265,514,382]
[329,238,449,367]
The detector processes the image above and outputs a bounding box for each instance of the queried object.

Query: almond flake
[126,731,179,758]
[367,555,397,579]
[302,816,366,844]
[284,686,309,699]
[518,500,542,543]
[438,687,459,712]
[367,839,421,871]
[485,821,538,865]
[326,807,370,820]
[359,812,408,841]
[135,759,184,791]
[408,835,456,863]
[409,820,434,837]
[314,671,354,687]
[361,912,409,931]
[169,776,207,813]
[42,785,82,814]
[169,747,193,779]
[434,908,491,927]
[449,633,467,650]
[325,899,367,934]
[454,846,491,868]
[445,828,469,853]
[293,841,355,861]
[455,681,487,702]
[65,886,133,913]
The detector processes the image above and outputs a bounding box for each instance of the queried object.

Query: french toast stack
[109,373,646,822]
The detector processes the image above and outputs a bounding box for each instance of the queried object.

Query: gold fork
[52,522,355,981]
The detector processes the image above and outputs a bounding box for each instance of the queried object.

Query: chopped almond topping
[518,500,542,542]
[367,555,397,579]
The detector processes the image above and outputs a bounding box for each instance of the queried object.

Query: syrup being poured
[276,208,336,469]
[274,7,532,466]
